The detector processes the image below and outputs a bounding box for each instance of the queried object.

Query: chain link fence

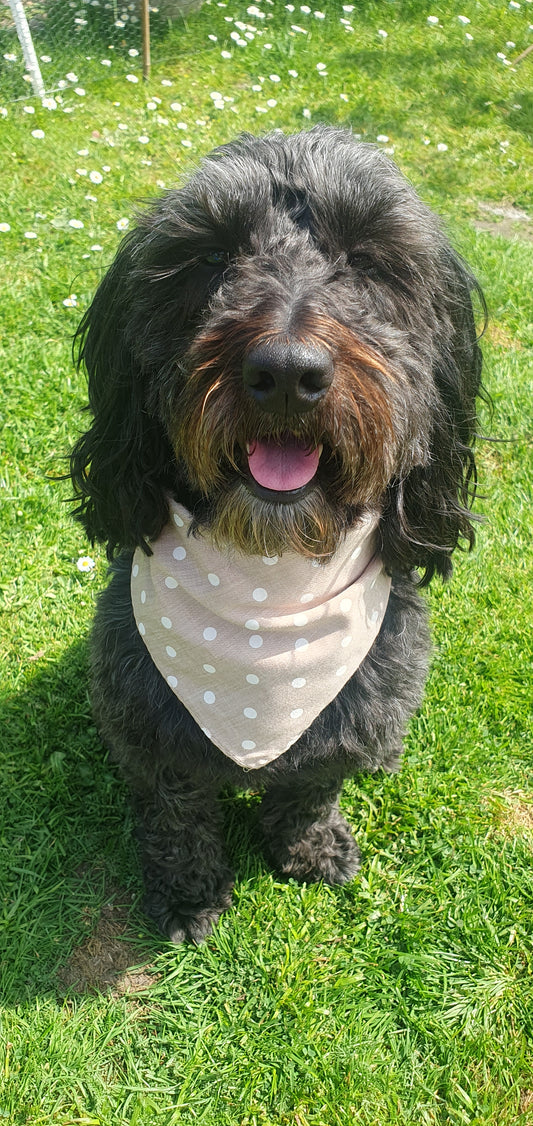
[0,0,202,101]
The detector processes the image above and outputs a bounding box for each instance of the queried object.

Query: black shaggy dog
[70,127,483,943]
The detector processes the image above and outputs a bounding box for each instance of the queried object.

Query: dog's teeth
[318,444,323,457]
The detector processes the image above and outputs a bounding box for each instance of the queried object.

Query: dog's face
[161,136,436,561]
[71,127,483,578]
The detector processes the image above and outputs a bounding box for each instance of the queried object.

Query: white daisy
[77,555,95,571]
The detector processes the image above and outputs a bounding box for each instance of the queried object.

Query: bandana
[131,501,391,770]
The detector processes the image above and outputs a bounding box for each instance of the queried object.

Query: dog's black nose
[243,339,334,416]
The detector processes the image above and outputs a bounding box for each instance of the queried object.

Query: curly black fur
[70,127,483,942]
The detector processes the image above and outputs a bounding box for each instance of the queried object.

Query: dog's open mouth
[246,436,322,501]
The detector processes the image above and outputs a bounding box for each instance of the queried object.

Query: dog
[70,126,483,943]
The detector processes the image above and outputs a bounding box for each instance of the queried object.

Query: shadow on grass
[0,642,134,1003]
[0,644,267,1003]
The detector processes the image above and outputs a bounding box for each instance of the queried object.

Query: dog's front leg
[260,775,360,887]
[131,773,234,944]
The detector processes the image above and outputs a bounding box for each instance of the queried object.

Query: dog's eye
[349,251,376,272]
[202,251,229,267]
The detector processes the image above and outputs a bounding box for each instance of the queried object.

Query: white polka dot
[262,555,278,565]
[300,592,313,603]
[138,622,145,636]
[165,576,178,589]
[173,512,185,527]
[340,598,352,613]
[166,645,177,658]
[243,707,257,719]
[167,675,178,688]
[341,635,352,648]
[351,546,361,559]
[242,740,256,751]
[208,573,220,586]
[140,590,146,604]
[292,677,306,688]
[245,619,260,630]
[370,609,379,623]
[246,673,259,685]
[249,635,263,649]
[203,627,217,641]
[293,612,308,626]
[203,663,216,674]
[311,560,320,568]
[290,708,304,719]
[295,638,308,651]
[132,563,139,578]
[336,665,347,677]
[173,546,186,561]
[252,587,268,602]
[204,690,216,705]
[161,616,172,629]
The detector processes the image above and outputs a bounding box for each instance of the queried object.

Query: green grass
[1,1,532,1123]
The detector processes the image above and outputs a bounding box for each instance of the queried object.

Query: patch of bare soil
[473,202,533,243]
[519,1089,533,1115]
[492,790,533,843]
[485,323,522,350]
[57,895,158,997]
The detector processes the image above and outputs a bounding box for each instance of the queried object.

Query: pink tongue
[248,439,320,492]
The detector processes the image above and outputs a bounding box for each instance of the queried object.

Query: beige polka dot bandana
[131,502,391,770]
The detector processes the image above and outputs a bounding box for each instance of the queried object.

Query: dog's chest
[131,502,391,768]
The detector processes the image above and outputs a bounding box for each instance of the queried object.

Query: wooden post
[142,0,151,81]
[513,42,533,66]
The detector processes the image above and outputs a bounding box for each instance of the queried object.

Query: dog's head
[71,126,483,580]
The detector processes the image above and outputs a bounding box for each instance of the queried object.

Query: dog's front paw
[143,879,234,945]
[143,891,232,945]
[269,812,361,886]
[164,905,229,945]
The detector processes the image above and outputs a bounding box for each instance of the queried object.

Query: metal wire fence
[0,0,201,101]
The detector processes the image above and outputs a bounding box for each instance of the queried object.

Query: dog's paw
[165,906,228,945]
[143,883,234,945]
[273,814,361,886]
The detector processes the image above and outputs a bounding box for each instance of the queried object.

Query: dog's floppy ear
[70,230,175,558]
[381,250,485,585]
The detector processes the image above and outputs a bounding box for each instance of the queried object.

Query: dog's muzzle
[242,338,332,500]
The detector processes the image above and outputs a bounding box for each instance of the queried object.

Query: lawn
[0,1,532,1123]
